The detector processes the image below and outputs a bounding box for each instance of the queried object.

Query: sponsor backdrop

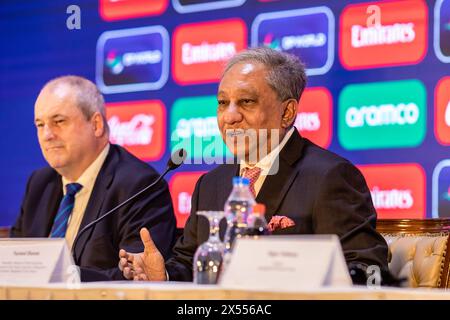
[0,0,449,228]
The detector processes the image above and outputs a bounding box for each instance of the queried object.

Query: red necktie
[243,166,262,197]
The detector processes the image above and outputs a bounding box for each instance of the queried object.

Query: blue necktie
[50,183,83,238]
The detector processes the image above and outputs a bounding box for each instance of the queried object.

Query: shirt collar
[62,144,110,195]
[240,127,295,176]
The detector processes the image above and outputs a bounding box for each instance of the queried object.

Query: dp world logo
[96,26,169,93]
[251,6,335,76]
[104,49,162,75]
[262,34,281,51]
[105,51,123,75]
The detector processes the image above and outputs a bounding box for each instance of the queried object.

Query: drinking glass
[193,211,225,284]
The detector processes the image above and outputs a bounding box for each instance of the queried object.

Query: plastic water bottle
[245,203,271,237]
[223,177,256,254]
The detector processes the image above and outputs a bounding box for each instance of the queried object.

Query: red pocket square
[267,216,295,232]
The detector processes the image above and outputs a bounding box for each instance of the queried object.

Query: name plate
[219,235,352,291]
[0,238,80,285]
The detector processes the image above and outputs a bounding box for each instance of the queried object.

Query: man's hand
[118,249,140,280]
[118,228,167,281]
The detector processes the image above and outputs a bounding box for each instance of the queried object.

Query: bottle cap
[232,176,250,186]
[252,203,266,216]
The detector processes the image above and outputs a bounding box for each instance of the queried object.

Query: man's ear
[91,112,105,137]
[281,99,298,128]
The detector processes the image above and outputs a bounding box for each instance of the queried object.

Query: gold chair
[0,226,10,238]
[377,218,450,289]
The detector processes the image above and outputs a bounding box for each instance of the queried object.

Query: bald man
[11,76,176,281]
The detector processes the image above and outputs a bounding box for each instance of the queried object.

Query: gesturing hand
[119,228,167,281]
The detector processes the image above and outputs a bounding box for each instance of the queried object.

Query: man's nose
[223,104,243,124]
[42,124,55,140]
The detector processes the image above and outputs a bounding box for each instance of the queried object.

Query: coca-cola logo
[108,114,155,146]
[106,100,165,161]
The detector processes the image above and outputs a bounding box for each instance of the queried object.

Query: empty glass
[193,211,225,284]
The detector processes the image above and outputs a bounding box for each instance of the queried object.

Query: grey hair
[223,47,307,102]
[42,75,109,133]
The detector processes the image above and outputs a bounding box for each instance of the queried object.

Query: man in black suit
[119,47,389,284]
[11,76,176,281]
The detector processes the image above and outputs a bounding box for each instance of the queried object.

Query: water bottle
[223,177,255,254]
[245,203,271,237]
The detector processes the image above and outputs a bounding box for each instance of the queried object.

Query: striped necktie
[242,166,262,198]
[50,183,83,238]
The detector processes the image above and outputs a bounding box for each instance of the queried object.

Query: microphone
[72,148,187,265]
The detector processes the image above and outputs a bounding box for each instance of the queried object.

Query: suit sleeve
[116,177,176,261]
[165,174,204,281]
[312,161,389,275]
[80,175,177,281]
[10,171,36,237]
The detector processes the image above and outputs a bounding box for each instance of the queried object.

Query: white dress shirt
[239,128,295,197]
[61,144,110,249]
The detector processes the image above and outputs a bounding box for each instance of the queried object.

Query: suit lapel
[215,164,239,239]
[216,164,240,210]
[73,146,116,262]
[256,130,305,223]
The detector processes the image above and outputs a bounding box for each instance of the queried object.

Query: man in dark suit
[119,47,389,284]
[11,76,176,281]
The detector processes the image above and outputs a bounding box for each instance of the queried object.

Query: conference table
[1,282,450,300]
